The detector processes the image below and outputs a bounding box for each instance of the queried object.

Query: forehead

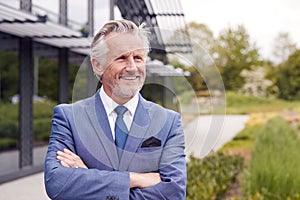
[104,32,147,57]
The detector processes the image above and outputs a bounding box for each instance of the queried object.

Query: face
[97,32,147,103]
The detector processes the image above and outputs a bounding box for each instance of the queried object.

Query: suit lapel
[119,96,150,171]
[83,92,119,169]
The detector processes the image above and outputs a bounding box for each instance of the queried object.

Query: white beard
[107,76,145,99]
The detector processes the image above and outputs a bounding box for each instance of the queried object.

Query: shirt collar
[99,86,139,116]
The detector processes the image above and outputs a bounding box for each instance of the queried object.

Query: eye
[134,55,143,61]
[116,55,126,61]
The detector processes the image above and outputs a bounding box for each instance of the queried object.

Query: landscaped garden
[186,92,300,199]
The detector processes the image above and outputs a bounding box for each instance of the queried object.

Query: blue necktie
[114,106,128,159]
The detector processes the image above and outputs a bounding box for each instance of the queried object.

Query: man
[44,19,186,200]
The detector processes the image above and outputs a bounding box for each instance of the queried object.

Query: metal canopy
[116,0,192,59]
[0,2,190,75]
[147,59,190,77]
[0,3,90,59]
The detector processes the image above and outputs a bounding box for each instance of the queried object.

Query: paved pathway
[184,115,249,158]
[0,115,248,200]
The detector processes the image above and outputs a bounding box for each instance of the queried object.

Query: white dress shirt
[99,86,139,140]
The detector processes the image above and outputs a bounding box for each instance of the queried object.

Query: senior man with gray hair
[44,19,186,200]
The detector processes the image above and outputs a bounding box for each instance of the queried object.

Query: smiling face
[95,32,147,104]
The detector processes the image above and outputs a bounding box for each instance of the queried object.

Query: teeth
[121,76,138,80]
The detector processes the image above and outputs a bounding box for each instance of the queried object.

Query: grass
[219,125,261,152]
[226,91,300,114]
[245,116,300,199]
[179,91,300,116]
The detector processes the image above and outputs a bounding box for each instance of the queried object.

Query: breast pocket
[129,148,163,172]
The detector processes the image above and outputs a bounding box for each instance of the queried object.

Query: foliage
[186,153,243,200]
[0,51,18,102]
[38,58,59,100]
[187,22,216,55]
[0,101,55,151]
[245,117,300,199]
[276,49,300,100]
[185,66,207,92]
[215,25,261,91]
[0,138,17,151]
[0,51,81,103]
[272,32,297,64]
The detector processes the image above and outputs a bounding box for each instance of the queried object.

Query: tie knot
[115,106,127,116]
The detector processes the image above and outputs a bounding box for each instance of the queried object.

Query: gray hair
[90,19,150,69]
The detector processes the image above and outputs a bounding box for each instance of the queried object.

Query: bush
[245,116,300,199]
[0,101,55,150]
[0,120,18,139]
[0,138,17,151]
[34,119,51,141]
[186,153,243,199]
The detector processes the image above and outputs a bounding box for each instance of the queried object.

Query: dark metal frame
[19,37,34,168]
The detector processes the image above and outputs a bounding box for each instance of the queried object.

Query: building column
[58,48,69,103]
[87,0,94,36]
[19,37,33,168]
[59,0,68,26]
[20,0,32,13]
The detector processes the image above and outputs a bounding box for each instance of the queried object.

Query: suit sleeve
[44,105,130,200]
[129,112,187,200]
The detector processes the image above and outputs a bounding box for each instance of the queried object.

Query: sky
[2,0,300,62]
[180,0,300,61]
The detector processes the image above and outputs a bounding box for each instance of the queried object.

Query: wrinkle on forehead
[105,32,147,62]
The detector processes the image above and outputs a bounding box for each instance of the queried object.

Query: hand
[129,172,162,188]
[57,149,88,169]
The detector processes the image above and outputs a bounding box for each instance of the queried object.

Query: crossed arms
[57,148,161,189]
[44,104,186,200]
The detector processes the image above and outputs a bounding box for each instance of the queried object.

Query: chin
[112,86,140,99]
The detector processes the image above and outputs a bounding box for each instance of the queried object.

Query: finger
[57,155,76,167]
[63,149,80,161]
[60,160,70,168]
[57,150,70,157]
[57,151,73,161]
[64,148,76,156]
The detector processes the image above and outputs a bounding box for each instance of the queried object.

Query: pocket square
[141,136,161,148]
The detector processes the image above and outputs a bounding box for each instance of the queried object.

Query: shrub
[34,119,51,141]
[0,121,18,139]
[245,116,300,199]
[0,138,17,151]
[186,153,243,199]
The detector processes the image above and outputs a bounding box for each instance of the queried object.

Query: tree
[215,25,261,90]
[272,32,297,64]
[276,49,300,100]
[187,22,216,56]
[168,22,218,93]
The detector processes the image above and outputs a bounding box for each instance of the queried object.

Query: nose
[126,56,138,72]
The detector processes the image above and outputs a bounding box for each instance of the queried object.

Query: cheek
[104,66,119,80]
[138,64,146,73]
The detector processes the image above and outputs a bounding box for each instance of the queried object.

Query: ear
[91,58,104,77]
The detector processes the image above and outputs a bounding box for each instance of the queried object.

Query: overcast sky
[181,0,300,61]
[2,0,300,61]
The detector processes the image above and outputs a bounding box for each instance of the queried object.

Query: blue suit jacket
[44,92,186,200]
